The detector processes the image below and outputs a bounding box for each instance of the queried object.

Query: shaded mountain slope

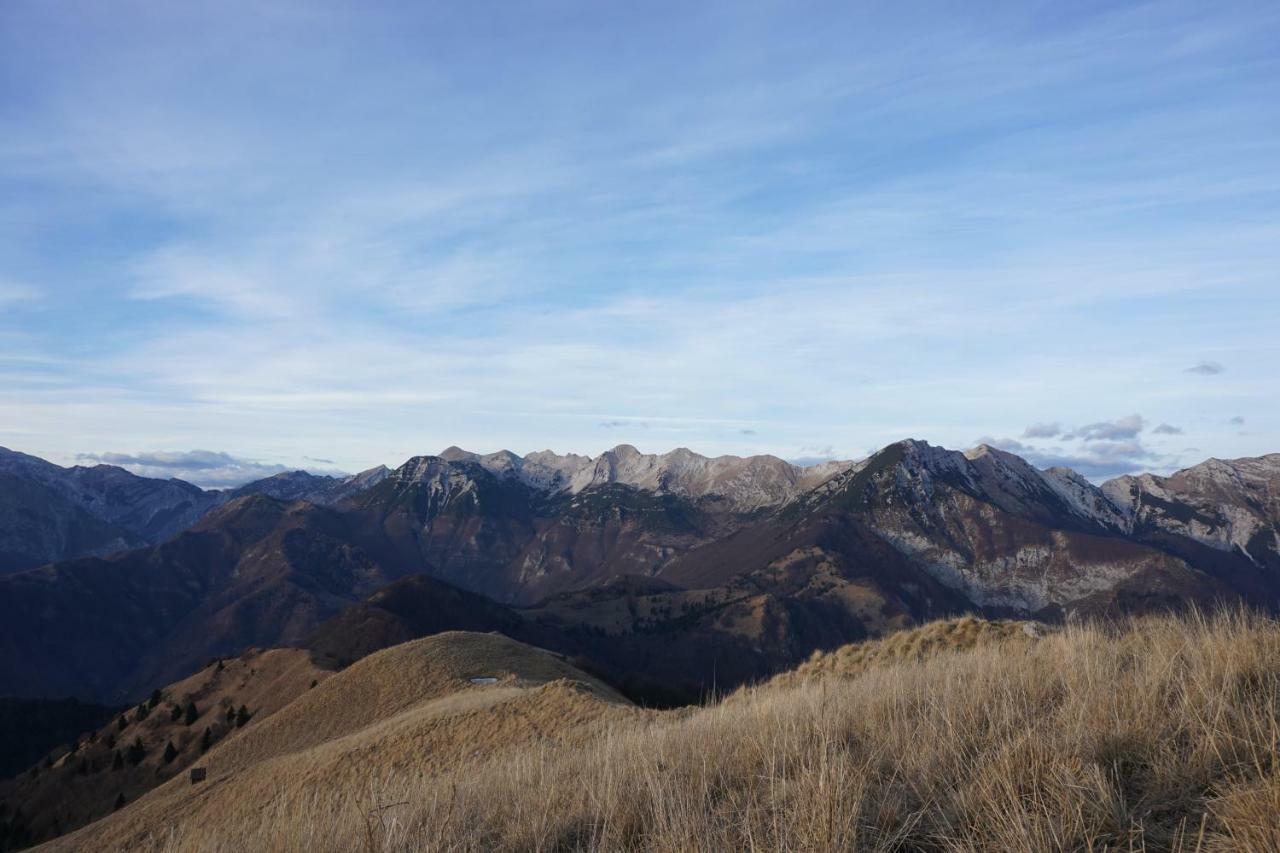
[0,470,134,574]
[0,698,117,780]
[0,646,329,850]
[304,574,535,668]
[0,446,392,574]
[0,495,415,701]
[0,448,221,574]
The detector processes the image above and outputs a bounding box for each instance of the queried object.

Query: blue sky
[1,0,1278,486]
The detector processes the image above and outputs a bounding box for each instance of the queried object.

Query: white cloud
[0,280,38,308]
[1022,422,1062,439]
[75,449,345,488]
[1072,414,1146,442]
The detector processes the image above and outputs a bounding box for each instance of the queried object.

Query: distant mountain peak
[421,444,856,511]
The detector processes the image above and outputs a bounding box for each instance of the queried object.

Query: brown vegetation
[36,612,1280,851]
[761,614,1042,690]
[0,647,329,848]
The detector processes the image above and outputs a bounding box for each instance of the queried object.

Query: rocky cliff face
[1102,454,1280,569]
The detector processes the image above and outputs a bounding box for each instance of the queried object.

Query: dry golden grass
[39,632,643,852]
[43,613,1280,852]
[761,614,1043,691]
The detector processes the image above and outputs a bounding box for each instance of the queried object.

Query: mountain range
[0,440,1276,707]
[0,447,390,574]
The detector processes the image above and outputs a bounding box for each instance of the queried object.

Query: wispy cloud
[0,280,38,308]
[0,1,1277,474]
[1022,422,1062,439]
[75,449,343,488]
[600,420,650,430]
[1071,415,1146,442]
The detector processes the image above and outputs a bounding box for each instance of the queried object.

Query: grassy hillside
[38,633,643,852]
[32,613,1280,851]
[0,648,330,849]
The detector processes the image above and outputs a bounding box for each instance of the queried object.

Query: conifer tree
[126,737,145,766]
[162,741,178,764]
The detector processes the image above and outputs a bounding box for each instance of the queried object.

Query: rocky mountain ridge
[438,444,854,511]
[1,439,1277,706]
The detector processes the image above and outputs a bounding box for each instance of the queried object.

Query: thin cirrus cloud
[0,280,38,307]
[0,1,1276,476]
[1070,415,1146,442]
[1022,423,1062,439]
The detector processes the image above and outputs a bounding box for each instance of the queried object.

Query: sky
[1,0,1278,487]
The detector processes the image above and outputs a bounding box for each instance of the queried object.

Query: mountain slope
[0,449,222,573]
[776,440,1239,616]
[0,495,416,701]
[1103,453,1280,571]
[34,632,638,853]
[2,441,1277,708]
[23,614,1280,853]
[230,465,391,505]
[0,646,331,849]
[0,447,392,574]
